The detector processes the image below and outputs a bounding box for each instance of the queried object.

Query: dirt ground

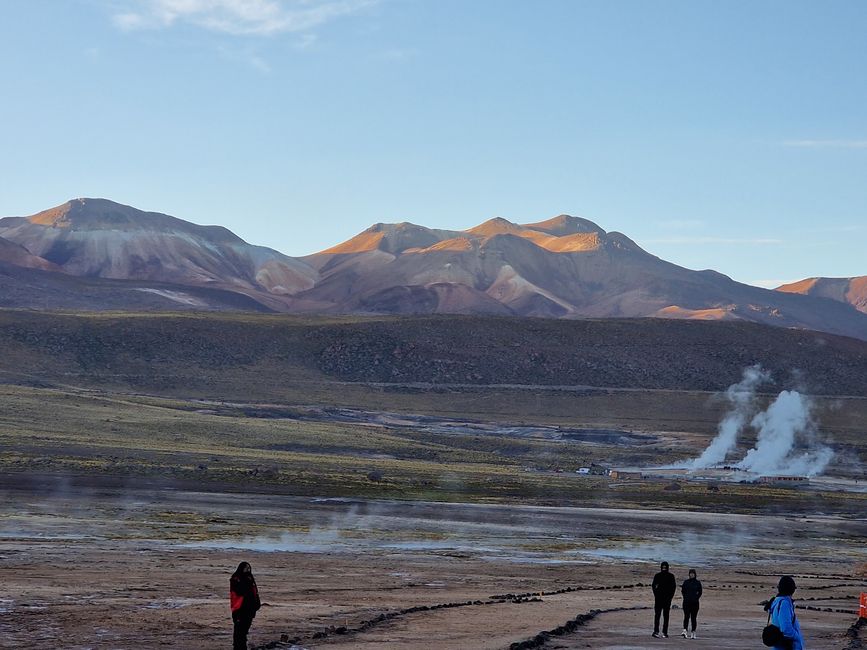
[1,482,864,649]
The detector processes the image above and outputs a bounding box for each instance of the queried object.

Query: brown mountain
[0,198,318,308]
[776,276,867,314]
[0,260,273,312]
[1,199,866,341]
[296,215,867,340]
[0,235,58,272]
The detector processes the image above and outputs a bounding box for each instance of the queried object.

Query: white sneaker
[681,629,688,637]
[691,632,697,639]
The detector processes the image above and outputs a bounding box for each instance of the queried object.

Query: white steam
[689,366,834,477]
[738,390,834,477]
[690,365,769,469]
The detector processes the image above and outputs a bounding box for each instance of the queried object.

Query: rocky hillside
[0,236,59,271]
[0,261,272,312]
[296,214,867,340]
[1,312,865,397]
[1,199,865,341]
[0,198,317,308]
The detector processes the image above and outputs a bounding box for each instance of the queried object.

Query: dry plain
[1,313,866,649]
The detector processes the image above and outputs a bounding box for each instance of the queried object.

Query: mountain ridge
[1,198,865,341]
[777,276,867,314]
[0,198,317,304]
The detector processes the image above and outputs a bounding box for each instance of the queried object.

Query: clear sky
[1,0,865,287]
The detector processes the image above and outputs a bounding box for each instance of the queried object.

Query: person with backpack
[230,561,261,650]
[651,561,677,638]
[680,568,702,639]
[763,575,804,650]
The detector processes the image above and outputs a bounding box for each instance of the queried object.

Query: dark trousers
[233,615,253,650]
[682,601,699,631]
[654,600,671,635]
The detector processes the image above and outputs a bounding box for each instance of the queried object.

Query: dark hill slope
[0,263,273,312]
[0,236,58,271]
[0,312,864,397]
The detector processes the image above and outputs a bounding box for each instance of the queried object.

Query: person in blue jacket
[766,575,804,650]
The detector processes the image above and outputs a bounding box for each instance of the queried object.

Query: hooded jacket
[769,595,804,650]
[681,577,702,604]
[652,570,677,602]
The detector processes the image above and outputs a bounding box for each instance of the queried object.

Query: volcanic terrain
[1,198,866,341]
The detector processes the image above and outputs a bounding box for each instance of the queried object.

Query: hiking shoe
[652,632,661,638]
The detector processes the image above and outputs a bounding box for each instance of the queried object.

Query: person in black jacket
[680,568,703,639]
[651,561,677,638]
[230,562,261,650]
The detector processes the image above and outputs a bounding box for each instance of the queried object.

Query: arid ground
[1,313,866,648]
[2,480,865,649]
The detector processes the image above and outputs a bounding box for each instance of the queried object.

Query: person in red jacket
[230,562,261,650]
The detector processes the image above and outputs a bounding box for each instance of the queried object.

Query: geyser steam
[737,390,834,476]
[689,366,834,477]
[690,365,769,469]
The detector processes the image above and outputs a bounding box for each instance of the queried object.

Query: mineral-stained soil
[2,482,864,649]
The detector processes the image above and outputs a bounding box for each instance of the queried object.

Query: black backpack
[762,598,795,649]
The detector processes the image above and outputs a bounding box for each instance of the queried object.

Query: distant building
[757,475,809,484]
[609,469,642,480]
[576,467,590,475]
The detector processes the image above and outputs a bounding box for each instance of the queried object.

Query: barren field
[2,482,865,650]
[1,313,866,648]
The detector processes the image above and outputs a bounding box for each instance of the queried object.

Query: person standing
[230,561,261,650]
[680,568,703,639]
[766,576,804,650]
[651,561,677,638]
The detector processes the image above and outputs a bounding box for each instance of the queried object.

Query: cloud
[641,237,783,245]
[783,139,867,149]
[112,0,378,36]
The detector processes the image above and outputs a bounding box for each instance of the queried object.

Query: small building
[609,469,643,480]
[576,467,590,475]
[757,475,809,484]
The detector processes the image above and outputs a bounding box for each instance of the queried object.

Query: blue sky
[1,0,865,287]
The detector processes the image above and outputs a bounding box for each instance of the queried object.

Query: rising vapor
[688,366,834,477]
[737,390,834,477]
[690,365,769,470]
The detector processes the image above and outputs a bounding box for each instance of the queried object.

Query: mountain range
[1,198,865,341]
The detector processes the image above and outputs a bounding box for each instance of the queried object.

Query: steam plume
[737,390,833,477]
[690,365,769,469]
[688,366,834,477]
